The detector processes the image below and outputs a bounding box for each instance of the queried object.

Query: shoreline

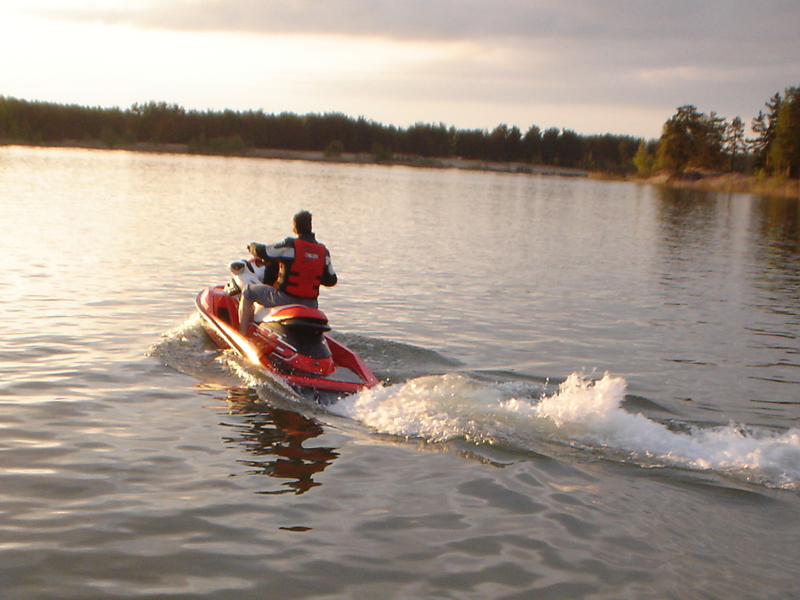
[0,139,589,178]
[641,170,800,199]
[3,139,798,199]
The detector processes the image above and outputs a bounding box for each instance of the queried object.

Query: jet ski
[196,257,380,400]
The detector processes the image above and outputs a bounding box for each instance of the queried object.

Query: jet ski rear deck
[196,280,379,398]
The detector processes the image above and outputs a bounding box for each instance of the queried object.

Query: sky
[1,0,799,139]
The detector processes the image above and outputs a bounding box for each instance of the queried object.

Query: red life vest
[280,238,327,298]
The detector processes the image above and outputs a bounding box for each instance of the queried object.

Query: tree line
[636,86,800,179]
[0,96,640,172]
[1,87,798,178]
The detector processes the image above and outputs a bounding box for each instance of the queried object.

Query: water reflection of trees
[656,186,800,262]
[752,195,800,255]
[655,186,718,246]
[654,187,800,302]
[654,187,800,363]
[750,195,800,308]
[221,391,339,495]
[651,187,800,411]
[653,186,722,297]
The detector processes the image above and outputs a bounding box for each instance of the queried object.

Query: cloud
[39,0,800,43]
[23,0,800,137]
[42,0,800,81]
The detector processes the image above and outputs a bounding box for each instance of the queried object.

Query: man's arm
[321,249,337,287]
[248,238,294,261]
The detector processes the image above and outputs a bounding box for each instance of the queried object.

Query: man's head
[293,210,313,235]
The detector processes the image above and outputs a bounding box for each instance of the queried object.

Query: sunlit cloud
[2,0,799,138]
[33,0,800,45]
[637,67,705,86]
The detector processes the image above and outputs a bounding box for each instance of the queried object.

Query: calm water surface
[1,146,800,599]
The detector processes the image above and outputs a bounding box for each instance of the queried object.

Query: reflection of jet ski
[228,397,338,495]
[196,257,380,399]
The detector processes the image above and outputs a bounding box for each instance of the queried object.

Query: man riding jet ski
[238,210,338,336]
[196,211,378,399]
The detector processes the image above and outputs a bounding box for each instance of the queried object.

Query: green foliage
[584,134,640,172]
[5,88,798,178]
[633,141,655,177]
[487,124,522,162]
[212,135,247,153]
[750,92,781,170]
[453,128,488,160]
[188,134,248,155]
[647,86,800,179]
[768,87,800,178]
[324,140,345,158]
[371,142,393,162]
[404,122,452,157]
[0,95,644,173]
[100,126,117,148]
[0,96,9,138]
[745,87,800,178]
[650,86,799,178]
[657,105,726,173]
[522,125,542,163]
[526,127,608,171]
[724,116,747,171]
[120,128,137,145]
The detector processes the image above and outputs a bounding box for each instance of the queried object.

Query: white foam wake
[331,372,800,489]
[533,373,800,488]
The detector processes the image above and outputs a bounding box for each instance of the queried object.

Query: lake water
[1,145,799,599]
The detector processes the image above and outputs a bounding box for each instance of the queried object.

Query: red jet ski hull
[196,285,379,397]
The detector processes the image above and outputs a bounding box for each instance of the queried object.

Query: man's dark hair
[293,210,313,235]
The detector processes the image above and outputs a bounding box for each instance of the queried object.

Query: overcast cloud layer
[18,0,800,137]
[56,0,800,43]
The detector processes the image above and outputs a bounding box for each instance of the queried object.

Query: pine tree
[657,105,726,173]
[633,140,655,177]
[769,87,800,178]
[750,92,781,170]
[724,116,747,172]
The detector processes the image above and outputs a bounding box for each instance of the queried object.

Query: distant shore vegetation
[0,96,641,172]
[1,87,798,196]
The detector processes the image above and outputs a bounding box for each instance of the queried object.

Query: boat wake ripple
[152,316,800,491]
[330,372,800,491]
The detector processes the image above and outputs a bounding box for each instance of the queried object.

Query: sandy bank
[642,170,800,199]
